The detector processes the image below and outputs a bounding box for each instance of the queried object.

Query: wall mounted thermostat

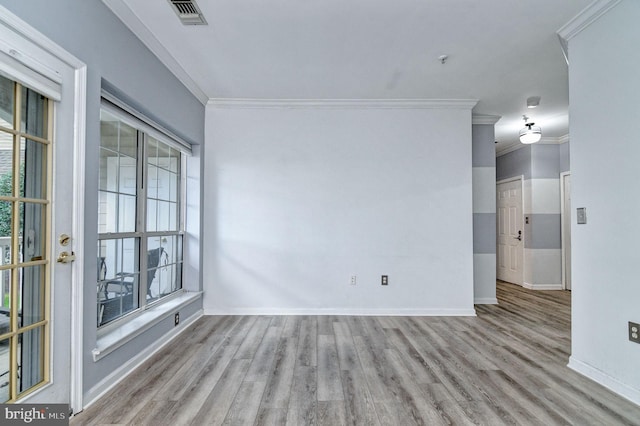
[577,207,587,224]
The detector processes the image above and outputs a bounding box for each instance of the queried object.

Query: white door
[562,173,572,290]
[0,11,86,411]
[497,179,524,285]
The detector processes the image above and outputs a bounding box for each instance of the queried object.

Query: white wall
[203,103,475,315]
[566,0,640,404]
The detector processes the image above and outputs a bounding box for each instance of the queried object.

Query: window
[0,74,51,401]
[97,104,185,327]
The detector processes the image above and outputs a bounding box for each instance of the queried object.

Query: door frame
[496,175,525,286]
[560,171,571,290]
[0,6,87,412]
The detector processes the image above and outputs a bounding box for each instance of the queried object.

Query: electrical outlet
[174,312,180,326]
[350,275,357,285]
[381,275,388,286]
[630,322,640,343]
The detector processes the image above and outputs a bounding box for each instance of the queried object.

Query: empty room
[0,0,638,424]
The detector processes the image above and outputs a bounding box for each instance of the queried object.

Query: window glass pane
[0,75,14,129]
[146,237,165,301]
[98,238,139,281]
[0,269,12,334]
[157,201,171,232]
[0,201,12,241]
[146,236,181,301]
[122,238,137,274]
[172,263,182,293]
[169,171,178,202]
[98,239,116,280]
[118,123,137,159]
[147,137,158,164]
[147,199,157,232]
[99,148,118,192]
[169,148,180,173]
[147,165,158,200]
[18,327,44,393]
[118,155,136,195]
[163,235,177,264]
[20,138,47,200]
[20,87,47,138]
[100,110,138,156]
[19,202,46,263]
[0,132,14,197]
[20,265,45,327]
[99,112,119,151]
[98,191,116,233]
[0,338,8,402]
[118,194,136,233]
[169,202,178,231]
[156,142,170,163]
[156,168,171,200]
[97,238,139,326]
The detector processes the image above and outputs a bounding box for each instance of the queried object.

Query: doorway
[0,9,87,411]
[497,177,524,285]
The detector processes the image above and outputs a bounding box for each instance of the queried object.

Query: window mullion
[138,131,148,309]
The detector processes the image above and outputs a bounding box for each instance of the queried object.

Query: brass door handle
[57,251,76,263]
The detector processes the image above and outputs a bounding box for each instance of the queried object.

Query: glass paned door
[0,75,51,402]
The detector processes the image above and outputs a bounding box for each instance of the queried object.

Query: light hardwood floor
[71,282,640,425]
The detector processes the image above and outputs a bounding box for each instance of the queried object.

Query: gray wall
[567,0,640,403]
[0,0,205,401]
[471,123,496,303]
[497,145,531,181]
[559,141,570,173]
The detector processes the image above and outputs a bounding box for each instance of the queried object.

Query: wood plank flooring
[71,282,640,425]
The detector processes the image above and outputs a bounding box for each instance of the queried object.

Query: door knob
[57,251,76,263]
[514,230,522,241]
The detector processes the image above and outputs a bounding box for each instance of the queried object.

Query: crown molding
[557,0,621,42]
[496,142,525,157]
[102,0,209,105]
[497,134,569,157]
[539,134,570,145]
[472,114,501,125]
[207,98,478,110]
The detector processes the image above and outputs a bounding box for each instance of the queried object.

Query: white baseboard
[474,298,498,305]
[568,356,640,406]
[523,282,564,290]
[203,307,477,316]
[82,309,203,410]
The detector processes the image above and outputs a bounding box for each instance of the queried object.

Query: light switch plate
[577,207,587,224]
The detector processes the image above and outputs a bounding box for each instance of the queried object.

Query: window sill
[92,291,202,362]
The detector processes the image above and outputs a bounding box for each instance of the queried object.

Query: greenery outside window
[97,103,185,327]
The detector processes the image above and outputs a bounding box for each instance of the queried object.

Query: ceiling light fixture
[527,96,541,108]
[519,115,542,144]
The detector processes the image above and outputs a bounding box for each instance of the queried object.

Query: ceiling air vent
[168,0,208,25]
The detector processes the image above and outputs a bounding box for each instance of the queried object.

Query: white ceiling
[105,0,592,152]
